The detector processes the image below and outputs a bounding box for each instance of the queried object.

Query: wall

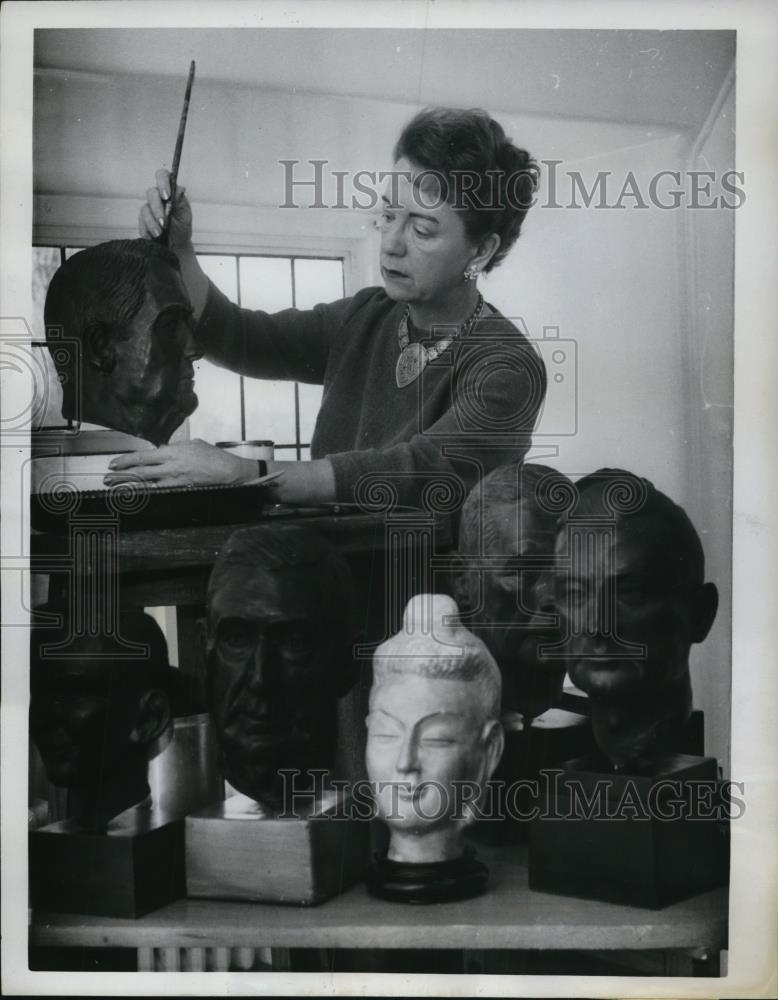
[680,80,735,769]
[482,132,689,501]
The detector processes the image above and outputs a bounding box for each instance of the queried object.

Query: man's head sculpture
[205,524,357,812]
[551,468,719,771]
[453,462,571,720]
[30,609,173,832]
[44,238,200,445]
[366,594,504,886]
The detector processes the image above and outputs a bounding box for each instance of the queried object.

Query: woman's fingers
[103,466,189,487]
[150,477,194,489]
[138,169,193,246]
[103,442,248,488]
[146,185,167,226]
[155,168,172,200]
[139,203,162,239]
[108,449,170,471]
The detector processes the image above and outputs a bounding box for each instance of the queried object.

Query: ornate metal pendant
[395,342,427,388]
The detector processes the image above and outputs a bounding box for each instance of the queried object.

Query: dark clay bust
[550,468,719,772]
[204,524,357,813]
[453,462,571,721]
[30,609,173,832]
[44,238,201,445]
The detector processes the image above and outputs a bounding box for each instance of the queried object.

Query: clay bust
[204,524,357,813]
[44,238,201,445]
[365,594,504,901]
[551,469,719,771]
[453,462,571,720]
[29,609,173,832]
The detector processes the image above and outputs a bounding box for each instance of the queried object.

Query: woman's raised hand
[139,168,193,249]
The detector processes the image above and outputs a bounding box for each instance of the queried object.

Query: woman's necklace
[395,293,484,388]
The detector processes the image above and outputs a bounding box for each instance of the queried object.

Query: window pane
[243,379,296,447]
[188,256,241,442]
[239,257,292,312]
[31,247,66,428]
[297,382,323,443]
[187,360,243,444]
[292,260,341,453]
[65,247,84,260]
[28,344,65,430]
[197,254,238,301]
[239,257,295,446]
[293,258,344,310]
[31,246,60,339]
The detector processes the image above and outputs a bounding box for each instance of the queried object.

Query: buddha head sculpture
[366,594,504,889]
[44,238,201,445]
[30,608,173,832]
[551,469,719,771]
[453,462,571,720]
[204,524,357,812]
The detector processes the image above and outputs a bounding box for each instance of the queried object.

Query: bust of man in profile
[44,238,200,445]
[453,462,571,721]
[551,468,719,771]
[204,524,357,814]
[365,594,504,902]
[30,608,173,833]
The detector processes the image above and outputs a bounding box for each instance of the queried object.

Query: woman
[107,107,546,507]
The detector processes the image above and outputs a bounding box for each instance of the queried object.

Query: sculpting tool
[159,59,196,246]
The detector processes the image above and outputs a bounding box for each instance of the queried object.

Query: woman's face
[378,158,479,312]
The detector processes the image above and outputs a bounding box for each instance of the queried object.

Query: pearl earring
[464,266,479,282]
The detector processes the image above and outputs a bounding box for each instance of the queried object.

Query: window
[192,253,344,460]
[30,246,345,456]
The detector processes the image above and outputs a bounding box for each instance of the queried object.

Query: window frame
[31,219,369,450]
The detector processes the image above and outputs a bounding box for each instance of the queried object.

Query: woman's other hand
[104,440,256,489]
[139,168,193,250]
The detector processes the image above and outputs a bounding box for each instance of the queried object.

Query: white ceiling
[34,28,734,136]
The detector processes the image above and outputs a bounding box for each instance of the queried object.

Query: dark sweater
[196,282,547,506]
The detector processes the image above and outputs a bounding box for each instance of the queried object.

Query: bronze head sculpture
[453,462,571,720]
[44,238,200,445]
[204,524,357,812]
[551,468,719,771]
[365,594,504,900]
[30,609,173,833]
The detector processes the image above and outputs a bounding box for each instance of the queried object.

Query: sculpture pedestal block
[501,707,595,776]
[529,753,729,908]
[186,791,369,905]
[29,809,185,918]
[474,708,594,846]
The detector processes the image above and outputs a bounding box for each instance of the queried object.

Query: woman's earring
[464,266,479,282]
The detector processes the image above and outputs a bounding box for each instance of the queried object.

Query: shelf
[31,844,728,953]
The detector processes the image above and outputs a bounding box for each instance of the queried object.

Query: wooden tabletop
[31,844,728,953]
[31,506,453,571]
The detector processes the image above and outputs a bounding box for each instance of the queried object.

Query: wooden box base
[29,809,185,918]
[186,791,370,905]
[529,753,729,908]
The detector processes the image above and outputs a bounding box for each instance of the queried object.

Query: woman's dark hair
[393,107,539,271]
